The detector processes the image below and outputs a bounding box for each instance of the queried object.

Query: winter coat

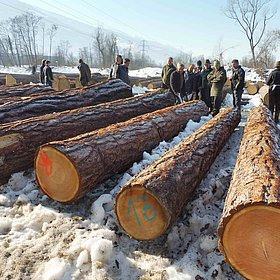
[118,64,130,85]
[231,65,245,91]
[40,64,45,84]
[170,70,186,97]
[185,70,195,94]
[43,65,53,85]
[78,62,91,86]
[161,64,176,86]
[109,63,121,79]
[207,67,227,97]
[201,67,212,89]
[267,68,280,94]
[193,70,202,93]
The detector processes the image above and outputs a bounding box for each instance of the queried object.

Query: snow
[0,66,266,280]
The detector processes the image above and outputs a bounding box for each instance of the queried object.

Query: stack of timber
[0,79,132,124]
[0,89,175,183]
[218,105,280,280]
[115,108,241,240]
[34,101,209,203]
[0,73,39,85]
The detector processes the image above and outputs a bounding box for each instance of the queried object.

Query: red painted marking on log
[38,151,53,176]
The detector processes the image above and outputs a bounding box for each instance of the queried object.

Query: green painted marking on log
[137,194,157,222]
[128,197,141,226]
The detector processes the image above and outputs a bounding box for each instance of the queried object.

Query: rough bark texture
[0,84,55,103]
[35,100,209,202]
[0,89,175,183]
[115,108,241,240]
[218,105,280,279]
[0,79,132,124]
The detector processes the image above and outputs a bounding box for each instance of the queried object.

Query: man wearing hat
[266,60,280,123]
[231,59,245,110]
[201,59,212,110]
[207,60,227,116]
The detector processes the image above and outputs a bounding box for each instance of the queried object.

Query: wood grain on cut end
[223,205,280,280]
[115,185,170,240]
[35,146,79,203]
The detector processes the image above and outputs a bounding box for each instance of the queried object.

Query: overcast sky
[3,0,280,62]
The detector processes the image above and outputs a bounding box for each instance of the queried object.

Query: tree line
[0,12,158,69]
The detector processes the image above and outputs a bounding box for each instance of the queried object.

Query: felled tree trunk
[115,108,240,240]
[246,83,258,95]
[218,105,280,280]
[35,101,209,203]
[0,84,55,104]
[0,89,175,183]
[0,79,132,124]
[259,85,269,107]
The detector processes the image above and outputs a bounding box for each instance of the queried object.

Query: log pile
[218,105,280,280]
[0,79,132,124]
[115,108,240,240]
[35,101,208,203]
[0,89,175,182]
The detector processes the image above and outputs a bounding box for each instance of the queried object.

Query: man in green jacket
[161,57,176,89]
[207,60,227,116]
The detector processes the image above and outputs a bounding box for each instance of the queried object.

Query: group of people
[39,58,91,87]
[161,57,245,116]
[109,54,131,85]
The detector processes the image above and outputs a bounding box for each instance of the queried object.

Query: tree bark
[218,105,280,280]
[115,108,240,240]
[0,89,175,183]
[35,101,209,203]
[0,79,132,124]
[0,84,54,101]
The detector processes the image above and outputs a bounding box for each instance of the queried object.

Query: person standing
[185,64,195,100]
[230,59,245,110]
[170,63,187,104]
[40,59,46,84]
[43,61,54,87]
[78,59,91,86]
[161,57,176,89]
[109,54,123,79]
[207,60,227,116]
[118,58,130,85]
[201,59,212,110]
[192,61,202,100]
[266,60,280,123]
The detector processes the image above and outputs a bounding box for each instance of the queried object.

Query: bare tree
[48,24,58,60]
[224,0,276,68]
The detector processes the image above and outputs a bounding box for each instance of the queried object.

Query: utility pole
[141,40,146,68]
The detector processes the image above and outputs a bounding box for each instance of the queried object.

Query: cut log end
[115,185,170,240]
[221,205,280,280]
[35,146,79,202]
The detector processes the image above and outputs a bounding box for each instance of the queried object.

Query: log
[139,78,162,87]
[0,73,38,85]
[246,83,258,95]
[0,84,54,100]
[35,100,209,203]
[115,108,240,240]
[259,85,270,107]
[218,105,280,280]
[0,79,132,124]
[53,75,70,91]
[0,89,175,183]
[245,80,251,88]
[6,74,17,86]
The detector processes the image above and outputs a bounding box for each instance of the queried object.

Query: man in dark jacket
[266,60,280,123]
[170,63,186,104]
[43,60,53,87]
[230,59,245,110]
[185,64,195,99]
[201,59,212,110]
[40,59,46,84]
[78,59,91,86]
[118,58,130,85]
[207,60,227,116]
[161,57,176,89]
